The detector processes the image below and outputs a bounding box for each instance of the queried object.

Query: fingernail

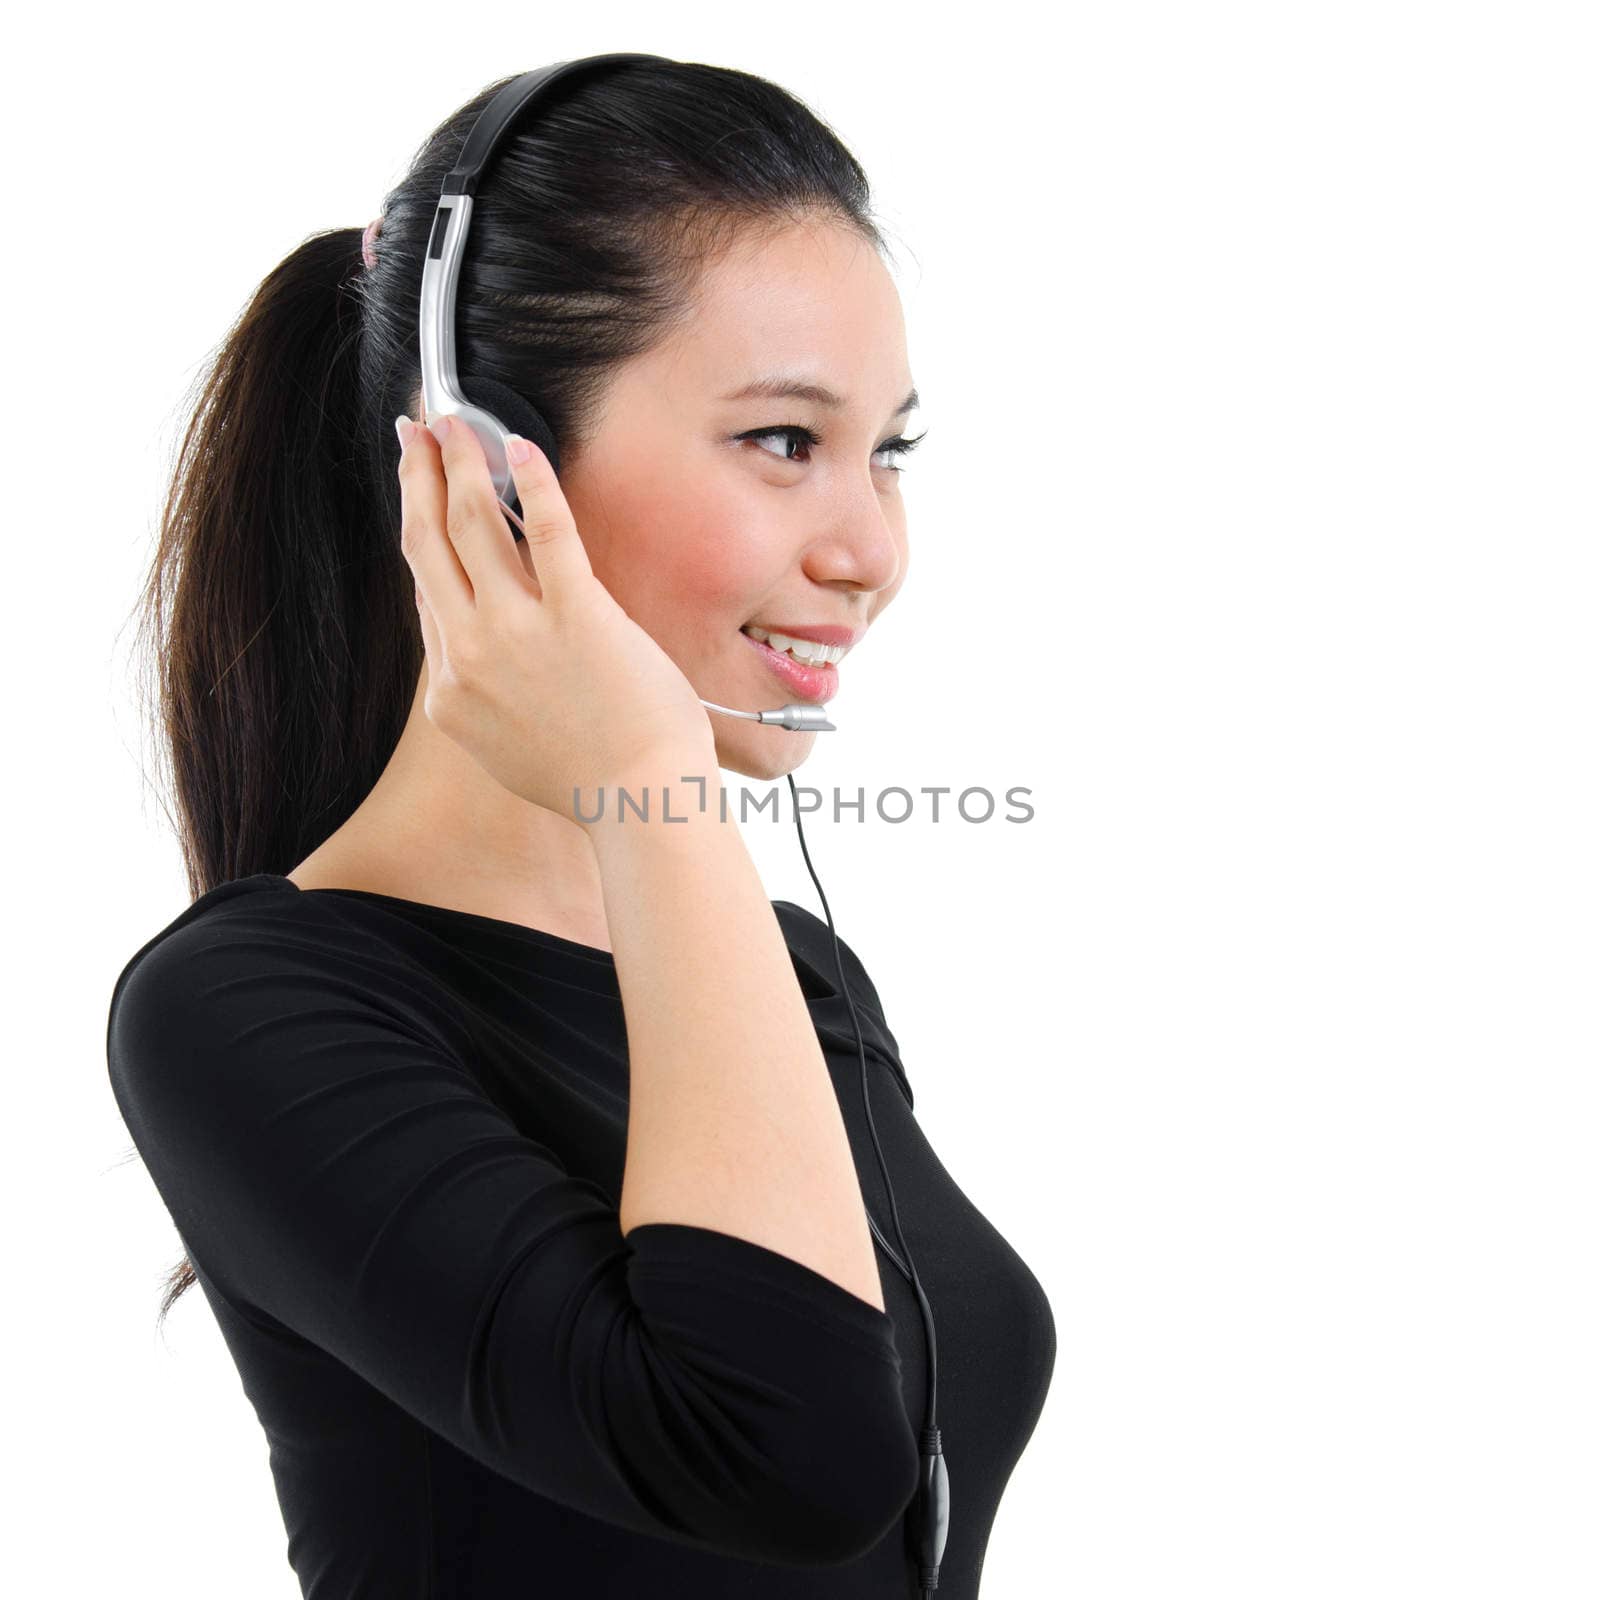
[394,415,415,449]
[506,434,534,465]
[429,416,453,444]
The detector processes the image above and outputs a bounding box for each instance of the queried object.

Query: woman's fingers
[502,434,596,605]
[395,411,596,653]
[427,416,534,598]
[395,416,472,633]
[413,576,444,682]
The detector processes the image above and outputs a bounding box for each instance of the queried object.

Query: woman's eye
[746,425,819,464]
[873,434,925,471]
[740,425,926,473]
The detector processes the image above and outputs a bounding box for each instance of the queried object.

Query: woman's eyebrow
[720,375,920,418]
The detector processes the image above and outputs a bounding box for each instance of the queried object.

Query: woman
[108,57,1055,1598]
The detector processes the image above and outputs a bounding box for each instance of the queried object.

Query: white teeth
[742,625,846,666]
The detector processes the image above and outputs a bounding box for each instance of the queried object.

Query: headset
[414,52,949,1594]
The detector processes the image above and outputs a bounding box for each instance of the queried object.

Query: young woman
[108,58,1055,1599]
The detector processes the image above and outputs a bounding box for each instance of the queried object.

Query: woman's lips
[739,629,840,704]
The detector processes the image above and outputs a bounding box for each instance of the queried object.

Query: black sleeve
[105,908,919,1567]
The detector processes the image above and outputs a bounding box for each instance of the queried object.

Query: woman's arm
[587,756,884,1311]
[105,902,917,1564]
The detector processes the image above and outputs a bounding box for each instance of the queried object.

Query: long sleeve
[105,904,919,1568]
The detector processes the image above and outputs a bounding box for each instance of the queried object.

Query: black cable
[785,772,948,1595]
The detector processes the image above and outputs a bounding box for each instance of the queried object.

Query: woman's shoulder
[110,872,381,985]
[769,900,885,1013]
[769,901,913,1110]
[106,874,468,1077]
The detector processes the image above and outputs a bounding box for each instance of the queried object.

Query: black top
[105,873,1055,1598]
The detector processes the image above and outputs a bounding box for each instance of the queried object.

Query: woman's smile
[738,626,845,703]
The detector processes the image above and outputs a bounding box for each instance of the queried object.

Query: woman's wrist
[577,742,725,839]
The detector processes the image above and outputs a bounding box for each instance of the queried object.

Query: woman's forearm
[585,752,884,1312]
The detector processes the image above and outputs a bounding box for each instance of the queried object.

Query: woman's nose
[801,495,903,596]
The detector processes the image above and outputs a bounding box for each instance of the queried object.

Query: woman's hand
[396,414,716,823]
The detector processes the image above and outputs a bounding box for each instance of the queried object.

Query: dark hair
[126,59,890,1325]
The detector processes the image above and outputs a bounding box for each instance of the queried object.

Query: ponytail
[135,226,418,900]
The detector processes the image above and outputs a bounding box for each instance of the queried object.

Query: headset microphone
[416,53,946,1594]
[701,699,837,732]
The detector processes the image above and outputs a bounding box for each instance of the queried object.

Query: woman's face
[559,218,917,781]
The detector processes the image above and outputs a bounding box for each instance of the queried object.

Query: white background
[12,2,1596,1595]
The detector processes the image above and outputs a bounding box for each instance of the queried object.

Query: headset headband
[418,54,675,501]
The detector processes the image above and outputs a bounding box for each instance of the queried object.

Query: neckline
[268,875,618,963]
[242,874,841,1002]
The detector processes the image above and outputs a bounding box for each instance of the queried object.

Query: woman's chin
[713,724,815,782]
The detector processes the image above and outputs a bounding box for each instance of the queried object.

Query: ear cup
[462,376,561,540]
